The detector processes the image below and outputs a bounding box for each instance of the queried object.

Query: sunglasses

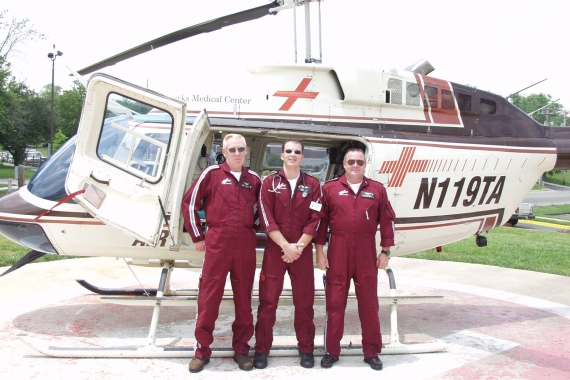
[227,146,246,153]
[284,149,303,155]
[346,159,365,166]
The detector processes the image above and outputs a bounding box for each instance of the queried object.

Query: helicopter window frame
[480,98,497,115]
[96,92,175,184]
[457,93,472,112]
[260,141,330,183]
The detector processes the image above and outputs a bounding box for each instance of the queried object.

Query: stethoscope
[268,172,309,198]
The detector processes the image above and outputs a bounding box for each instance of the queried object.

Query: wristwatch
[381,249,391,257]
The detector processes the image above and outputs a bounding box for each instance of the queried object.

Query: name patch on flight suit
[241,181,252,189]
[361,191,375,199]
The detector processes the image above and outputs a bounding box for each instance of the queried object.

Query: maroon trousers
[324,234,382,359]
[255,239,315,354]
[194,226,257,360]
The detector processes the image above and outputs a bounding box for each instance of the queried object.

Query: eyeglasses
[346,159,365,166]
[227,146,246,153]
[285,149,302,155]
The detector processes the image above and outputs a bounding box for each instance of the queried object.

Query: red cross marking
[379,147,430,188]
[273,78,319,111]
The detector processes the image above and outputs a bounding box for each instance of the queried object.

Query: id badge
[310,200,322,212]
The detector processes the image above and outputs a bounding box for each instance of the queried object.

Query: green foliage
[265,153,282,167]
[53,129,67,150]
[0,11,50,163]
[55,80,85,137]
[512,93,565,126]
[0,69,50,165]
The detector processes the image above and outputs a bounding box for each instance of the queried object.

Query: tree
[512,93,565,126]
[0,77,49,165]
[0,10,48,167]
[0,10,45,63]
[56,80,85,137]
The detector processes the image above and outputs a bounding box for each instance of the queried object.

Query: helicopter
[2,0,570,358]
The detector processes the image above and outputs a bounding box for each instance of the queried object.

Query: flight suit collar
[340,174,370,194]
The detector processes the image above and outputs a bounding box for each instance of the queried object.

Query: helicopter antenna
[506,78,547,101]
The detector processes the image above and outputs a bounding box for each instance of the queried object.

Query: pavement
[1,257,569,379]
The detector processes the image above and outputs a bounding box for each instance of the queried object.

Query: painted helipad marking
[376,331,519,379]
[519,220,570,229]
[399,277,570,319]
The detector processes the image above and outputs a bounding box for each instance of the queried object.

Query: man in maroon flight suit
[315,148,395,370]
[253,140,322,369]
[182,134,261,373]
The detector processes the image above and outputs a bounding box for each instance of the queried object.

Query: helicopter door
[66,74,189,246]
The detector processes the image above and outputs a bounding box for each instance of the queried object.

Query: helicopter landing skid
[18,265,447,358]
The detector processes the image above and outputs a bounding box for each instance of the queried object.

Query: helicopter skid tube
[18,268,446,358]
[17,335,445,358]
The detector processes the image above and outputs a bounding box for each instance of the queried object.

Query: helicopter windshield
[27,136,77,203]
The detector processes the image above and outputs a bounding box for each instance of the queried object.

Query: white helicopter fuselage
[0,64,558,265]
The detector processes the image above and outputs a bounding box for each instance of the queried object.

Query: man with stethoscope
[254,140,322,370]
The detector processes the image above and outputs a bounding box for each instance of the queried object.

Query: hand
[317,254,329,270]
[281,243,302,263]
[194,240,206,252]
[377,252,389,269]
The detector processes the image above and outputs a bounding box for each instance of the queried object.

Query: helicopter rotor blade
[77,1,281,76]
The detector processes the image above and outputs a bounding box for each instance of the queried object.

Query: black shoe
[253,352,268,369]
[300,352,314,368]
[364,356,383,370]
[320,354,338,368]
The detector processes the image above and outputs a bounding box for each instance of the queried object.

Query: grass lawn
[546,171,569,186]
[0,235,81,268]
[0,165,36,180]
[408,226,570,277]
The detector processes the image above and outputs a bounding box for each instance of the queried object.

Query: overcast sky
[5,0,569,109]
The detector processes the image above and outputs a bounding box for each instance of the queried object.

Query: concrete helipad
[1,256,570,379]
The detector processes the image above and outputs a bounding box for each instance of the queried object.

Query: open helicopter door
[66,74,192,246]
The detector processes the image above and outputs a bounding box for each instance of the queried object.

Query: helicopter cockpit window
[441,90,455,110]
[424,86,438,108]
[262,143,329,183]
[97,93,173,183]
[386,78,402,104]
[480,98,497,114]
[457,93,472,112]
[406,82,421,106]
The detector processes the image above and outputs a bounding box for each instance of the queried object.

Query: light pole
[47,45,63,157]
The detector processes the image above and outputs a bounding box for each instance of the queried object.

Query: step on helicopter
[2,0,570,358]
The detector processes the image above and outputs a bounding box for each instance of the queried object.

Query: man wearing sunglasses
[254,140,322,369]
[182,133,261,373]
[315,148,395,371]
